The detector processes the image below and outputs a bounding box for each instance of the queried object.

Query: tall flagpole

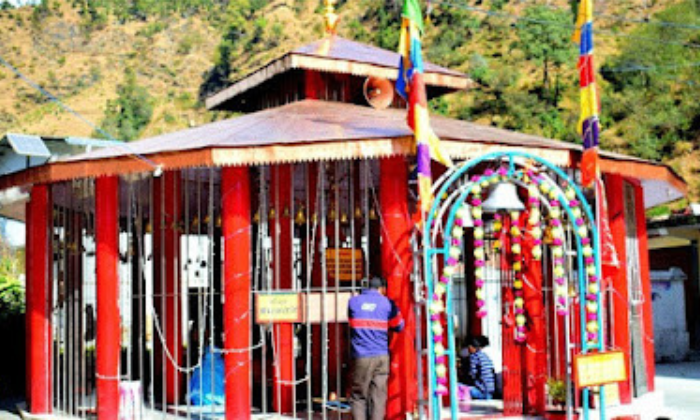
[574,0,607,418]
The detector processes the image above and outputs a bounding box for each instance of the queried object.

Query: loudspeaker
[363,77,395,110]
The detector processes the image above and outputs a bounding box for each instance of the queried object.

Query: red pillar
[96,176,120,419]
[305,70,322,99]
[523,219,546,414]
[222,166,252,418]
[500,216,523,416]
[605,174,633,403]
[632,180,656,392]
[26,184,52,414]
[270,164,294,413]
[379,157,417,419]
[153,172,183,404]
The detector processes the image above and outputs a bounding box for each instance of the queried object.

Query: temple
[3,29,686,420]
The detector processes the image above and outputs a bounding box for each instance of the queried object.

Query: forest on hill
[0,0,698,203]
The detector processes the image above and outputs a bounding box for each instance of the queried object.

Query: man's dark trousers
[351,355,390,420]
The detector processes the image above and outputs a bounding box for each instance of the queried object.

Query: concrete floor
[654,361,700,420]
[2,361,699,419]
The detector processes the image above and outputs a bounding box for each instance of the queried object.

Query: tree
[600,0,700,161]
[0,241,24,321]
[515,5,575,106]
[98,68,154,141]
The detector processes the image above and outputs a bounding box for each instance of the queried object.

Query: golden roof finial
[323,0,339,34]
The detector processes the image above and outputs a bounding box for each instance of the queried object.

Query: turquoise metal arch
[423,150,605,420]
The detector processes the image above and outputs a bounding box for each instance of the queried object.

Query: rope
[149,305,202,374]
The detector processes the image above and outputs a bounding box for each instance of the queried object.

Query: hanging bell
[369,207,378,220]
[283,206,291,218]
[482,183,525,213]
[543,225,554,245]
[329,207,337,221]
[354,206,362,219]
[295,207,306,225]
[269,207,276,219]
[340,212,349,224]
[253,211,260,224]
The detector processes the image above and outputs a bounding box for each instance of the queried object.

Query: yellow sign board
[255,293,303,324]
[574,351,627,388]
[326,248,363,282]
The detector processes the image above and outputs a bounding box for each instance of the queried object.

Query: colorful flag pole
[574,2,614,420]
[574,0,600,188]
[397,0,453,213]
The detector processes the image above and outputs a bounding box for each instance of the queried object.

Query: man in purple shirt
[348,277,404,420]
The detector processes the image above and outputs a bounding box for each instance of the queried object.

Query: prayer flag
[397,0,452,213]
[573,0,600,187]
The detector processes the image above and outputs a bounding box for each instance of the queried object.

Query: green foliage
[136,20,166,37]
[357,1,401,50]
[546,378,567,406]
[646,205,671,218]
[30,0,51,29]
[0,242,24,321]
[601,0,700,162]
[515,5,575,105]
[200,0,255,97]
[98,68,154,141]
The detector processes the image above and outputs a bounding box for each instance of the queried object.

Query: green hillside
[0,0,698,201]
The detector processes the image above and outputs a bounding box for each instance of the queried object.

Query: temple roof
[205,36,472,111]
[0,100,685,208]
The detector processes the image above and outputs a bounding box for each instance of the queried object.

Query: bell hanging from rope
[482,182,525,213]
[295,206,306,225]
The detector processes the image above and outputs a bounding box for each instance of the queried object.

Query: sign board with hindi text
[255,292,303,324]
[326,248,363,282]
[574,351,627,388]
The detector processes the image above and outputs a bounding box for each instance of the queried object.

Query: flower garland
[527,182,543,261]
[510,210,527,342]
[429,169,601,397]
[564,186,600,347]
[472,183,487,319]
[432,199,472,395]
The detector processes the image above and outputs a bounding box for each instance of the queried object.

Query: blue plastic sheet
[189,346,225,406]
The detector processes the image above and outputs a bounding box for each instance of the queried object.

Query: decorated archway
[423,150,606,419]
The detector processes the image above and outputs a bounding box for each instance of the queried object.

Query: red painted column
[222,166,252,418]
[25,195,32,407]
[523,216,546,414]
[26,184,52,414]
[500,216,523,416]
[605,174,633,403]
[270,164,294,413]
[379,157,417,419]
[153,172,183,404]
[96,176,120,419]
[632,180,656,392]
[305,70,323,99]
